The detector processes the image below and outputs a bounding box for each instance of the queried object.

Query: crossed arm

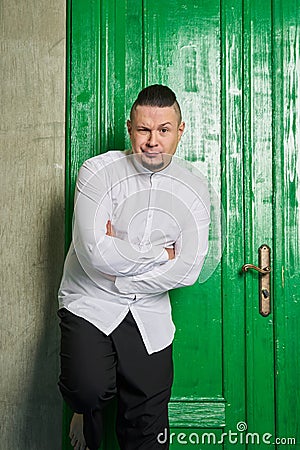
[105,199,210,296]
[74,160,210,296]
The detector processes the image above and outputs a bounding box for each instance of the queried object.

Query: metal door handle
[241,245,271,317]
[241,264,271,274]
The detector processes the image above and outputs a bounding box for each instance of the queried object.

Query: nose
[147,131,158,148]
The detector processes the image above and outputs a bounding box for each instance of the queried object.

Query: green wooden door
[63,0,300,449]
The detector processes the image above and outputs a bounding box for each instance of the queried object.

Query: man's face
[127,105,185,171]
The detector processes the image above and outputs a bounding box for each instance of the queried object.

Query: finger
[106,220,112,235]
[110,222,115,237]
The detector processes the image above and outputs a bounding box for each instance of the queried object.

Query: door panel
[243,0,275,442]
[64,1,300,449]
[221,0,247,443]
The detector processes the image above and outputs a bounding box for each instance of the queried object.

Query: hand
[165,246,175,260]
[106,220,115,237]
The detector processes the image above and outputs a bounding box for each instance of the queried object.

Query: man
[58,84,210,450]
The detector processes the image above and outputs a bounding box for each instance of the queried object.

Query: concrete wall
[0,1,65,448]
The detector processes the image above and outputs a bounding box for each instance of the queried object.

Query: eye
[160,128,169,134]
[137,128,149,135]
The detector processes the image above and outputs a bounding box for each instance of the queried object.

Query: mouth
[141,150,161,158]
[135,151,169,172]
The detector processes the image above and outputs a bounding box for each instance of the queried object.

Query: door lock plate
[242,244,271,316]
[259,245,271,316]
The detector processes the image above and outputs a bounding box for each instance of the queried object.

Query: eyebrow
[137,122,173,128]
[159,122,173,127]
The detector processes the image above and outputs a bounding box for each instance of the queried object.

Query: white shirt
[58,150,210,354]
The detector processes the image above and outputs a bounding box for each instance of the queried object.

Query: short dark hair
[130,84,182,123]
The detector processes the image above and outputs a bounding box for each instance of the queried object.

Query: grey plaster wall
[0,1,65,448]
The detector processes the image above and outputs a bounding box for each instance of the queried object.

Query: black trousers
[58,308,173,450]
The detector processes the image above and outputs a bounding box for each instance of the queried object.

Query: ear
[178,121,185,140]
[127,120,132,136]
